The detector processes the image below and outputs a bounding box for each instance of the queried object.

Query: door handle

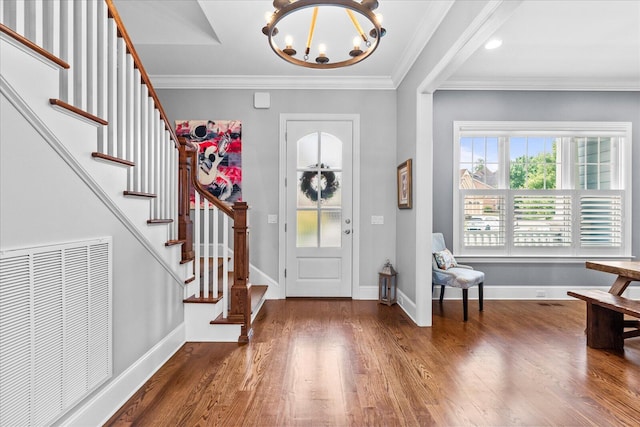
[344,230,351,235]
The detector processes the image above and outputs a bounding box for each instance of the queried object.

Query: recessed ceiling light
[484,38,503,50]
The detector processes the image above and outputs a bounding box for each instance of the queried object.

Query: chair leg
[439,286,445,304]
[462,288,468,321]
[479,282,484,312]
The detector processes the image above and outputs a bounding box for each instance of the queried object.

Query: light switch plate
[267,214,278,224]
[371,215,384,225]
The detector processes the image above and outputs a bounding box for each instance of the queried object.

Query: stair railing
[1,0,252,342]
[178,137,252,342]
[1,0,179,239]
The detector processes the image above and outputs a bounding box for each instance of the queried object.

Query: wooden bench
[568,289,640,351]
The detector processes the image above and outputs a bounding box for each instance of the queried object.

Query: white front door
[285,120,353,297]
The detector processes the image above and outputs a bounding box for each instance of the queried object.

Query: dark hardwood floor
[106,299,640,426]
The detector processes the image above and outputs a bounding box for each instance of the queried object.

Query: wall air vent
[0,238,112,426]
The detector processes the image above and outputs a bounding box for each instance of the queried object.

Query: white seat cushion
[434,267,484,289]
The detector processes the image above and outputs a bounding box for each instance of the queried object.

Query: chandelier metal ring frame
[262,0,386,69]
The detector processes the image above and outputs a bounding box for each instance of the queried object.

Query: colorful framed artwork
[175,120,242,207]
[397,159,412,209]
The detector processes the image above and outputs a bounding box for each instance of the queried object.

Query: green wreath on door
[299,164,340,202]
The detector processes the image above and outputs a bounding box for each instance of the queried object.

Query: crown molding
[150,74,396,90]
[439,77,640,92]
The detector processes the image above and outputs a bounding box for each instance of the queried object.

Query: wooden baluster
[178,138,195,262]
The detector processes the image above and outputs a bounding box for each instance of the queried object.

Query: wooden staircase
[0,0,265,344]
[183,256,267,322]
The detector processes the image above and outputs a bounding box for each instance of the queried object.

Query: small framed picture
[397,159,412,209]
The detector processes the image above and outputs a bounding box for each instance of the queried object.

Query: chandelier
[262,0,386,69]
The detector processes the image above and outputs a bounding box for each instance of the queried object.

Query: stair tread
[209,284,268,324]
[183,293,223,304]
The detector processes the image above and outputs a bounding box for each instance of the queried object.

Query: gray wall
[0,97,183,387]
[433,90,640,286]
[158,89,398,291]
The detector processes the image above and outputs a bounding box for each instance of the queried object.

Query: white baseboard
[397,288,418,324]
[61,324,186,427]
[434,285,640,300]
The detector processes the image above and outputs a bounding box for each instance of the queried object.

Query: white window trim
[453,121,632,259]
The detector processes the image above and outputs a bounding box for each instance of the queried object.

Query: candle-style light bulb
[283,35,296,56]
[370,13,386,38]
[349,36,363,57]
[262,11,278,35]
[316,43,329,64]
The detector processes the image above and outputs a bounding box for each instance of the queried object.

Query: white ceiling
[113,0,640,91]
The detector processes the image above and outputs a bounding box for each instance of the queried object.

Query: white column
[11,0,25,35]
[132,68,141,191]
[213,207,219,303]
[96,0,108,152]
[139,84,149,194]
[59,0,74,104]
[25,0,44,47]
[43,0,61,64]
[193,192,201,298]
[73,0,87,110]
[105,18,118,156]
[85,0,98,116]
[125,53,135,186]
[203,200,210,298]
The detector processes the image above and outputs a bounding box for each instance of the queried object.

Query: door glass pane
[297,210,318,247]
[297,171,319,208]
[320,211,341,247]
[297,133,318,168]
[320,133,342,169]
[321,171,342,206]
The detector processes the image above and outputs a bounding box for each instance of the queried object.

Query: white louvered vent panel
[0,238,112,426]
[33,250,64,426]
[0,255,32,427]
[88,242,111,388]
[63,246,89,408]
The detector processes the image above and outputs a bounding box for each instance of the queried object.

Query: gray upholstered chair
[432,233,484,321]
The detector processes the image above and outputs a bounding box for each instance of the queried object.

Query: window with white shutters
[453,122,631,258]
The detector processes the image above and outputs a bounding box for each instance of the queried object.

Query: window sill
[455,256,635,264]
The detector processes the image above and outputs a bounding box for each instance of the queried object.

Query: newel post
[177,137,195,262]
[229,201,251,343]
